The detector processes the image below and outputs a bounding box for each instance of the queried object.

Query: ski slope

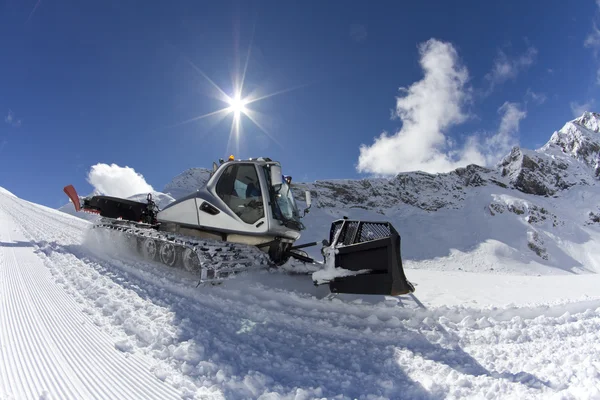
[0,191,181,399]
[2,188,600,399]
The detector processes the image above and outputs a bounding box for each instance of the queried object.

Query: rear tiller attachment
[63,185,159,224]
[323,219,415,296]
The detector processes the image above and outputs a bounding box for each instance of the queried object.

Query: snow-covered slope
[5,180,600,399]
[127,191,176,210]
[0,190,181,400]
[163,167,212,199]
[0,186,16,197]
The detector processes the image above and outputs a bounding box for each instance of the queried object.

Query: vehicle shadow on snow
[35,239,551,399]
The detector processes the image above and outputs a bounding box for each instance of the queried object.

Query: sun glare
[227,94,247,117]
[173,35,308,155]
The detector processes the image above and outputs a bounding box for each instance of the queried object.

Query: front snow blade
[327,219,415,296]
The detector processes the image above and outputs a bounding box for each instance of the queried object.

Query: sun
[169,39,309,155]
[227,93,247,118]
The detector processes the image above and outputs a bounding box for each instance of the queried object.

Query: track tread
[92,219,274,283]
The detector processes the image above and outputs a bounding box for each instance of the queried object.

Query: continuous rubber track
[0,196,181,400]
[90,218,274,281]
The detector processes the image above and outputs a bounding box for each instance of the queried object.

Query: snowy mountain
[127,191,176,210]
[162,167,212,199]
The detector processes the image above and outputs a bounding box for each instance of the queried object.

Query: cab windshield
[275,179,298,220]
[263,166,303,229]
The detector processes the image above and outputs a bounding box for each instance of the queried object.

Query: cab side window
[216,164,264,224]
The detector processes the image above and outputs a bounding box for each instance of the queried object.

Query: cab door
[215,163,266,225]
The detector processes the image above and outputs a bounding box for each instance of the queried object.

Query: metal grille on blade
[341,221,360,246]
[358,222,391,243]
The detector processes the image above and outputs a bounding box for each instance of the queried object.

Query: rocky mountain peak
[543,112,600,167]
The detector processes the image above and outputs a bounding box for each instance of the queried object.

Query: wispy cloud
[485,46,538,91]
[584,23,600,54]
[25,0,42,24]
[573,2,600,108]
[484,102,526,165]
[4,110,21,128]
[584,1,600,84]
[525,88,547,105]
[570,100,595,117]
[584,0,600,58]
[356,38,525,175]
[455,102,526,169]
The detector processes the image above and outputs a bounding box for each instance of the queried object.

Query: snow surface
[127,191,176,210]
[0,186,16,197]
[4,188,600,398]
[36,112,600,398]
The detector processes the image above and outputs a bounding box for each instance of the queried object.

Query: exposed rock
[587,211,600,225]
[499,147,578,196]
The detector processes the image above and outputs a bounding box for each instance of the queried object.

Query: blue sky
[2,0,600,207]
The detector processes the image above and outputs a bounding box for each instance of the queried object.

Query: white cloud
[452,102,526,168]
[570,100,595,117]
[357,39,475,175]
[87,163,154,198]
[357,39,526,175]
[585,23,600,53]
[584,4,600,85]
[485,46,538,89]
[4,110,21,128]
[585,0,600,57]
[484,102,526,164]
[526,89,547,105]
